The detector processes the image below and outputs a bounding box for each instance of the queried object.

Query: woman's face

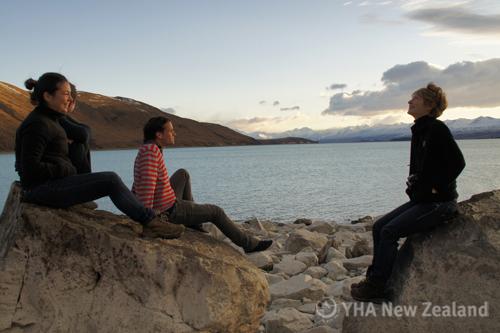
[43,81,72,113]
[407,93,432,120]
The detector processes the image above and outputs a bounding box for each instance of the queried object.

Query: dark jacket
[15,105,77,189]
[406,116,465,202]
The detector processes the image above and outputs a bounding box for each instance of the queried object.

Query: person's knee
[380,225,399,242]
[178,168,190,180]
[207,204,224,219]
[101,171,123,189]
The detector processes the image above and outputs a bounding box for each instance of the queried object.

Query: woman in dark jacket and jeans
[350,83,466,303]
[15,72,183,239]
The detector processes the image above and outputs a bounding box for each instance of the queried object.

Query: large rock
[0,183,269,333]
[343,190,500,333]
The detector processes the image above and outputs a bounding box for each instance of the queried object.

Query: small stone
[294,218,313,226]
[272,255,307,276]
[303,326,339,333]
[270,274,328,301]
[350,215,373,225]
[342,255,373,271]
[325,247,346,262]
[304,266,328,279]
[285,229,329,254]
[345,238,372,259]
[262,307,314,333]
[295,251,319,267]
[269,298,302,310]
[265,273,286,285]
[247,252,274,271]
[297,302,317,314]
[323,260,348,281]
[307,221,336,235]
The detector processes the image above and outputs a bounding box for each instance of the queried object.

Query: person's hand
[406,174,418,189]
[68,139,74,144]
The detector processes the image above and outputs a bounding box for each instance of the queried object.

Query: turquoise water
[1,139,499,222]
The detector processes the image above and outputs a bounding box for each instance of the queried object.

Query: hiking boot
[142,217,185,239]
[244,239,273,253]
[350,278,389,304]
[351,278,370,290]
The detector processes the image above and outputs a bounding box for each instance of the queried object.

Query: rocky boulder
[343,190,500,333]
[0,183,269,333]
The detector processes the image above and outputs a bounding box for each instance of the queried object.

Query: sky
[2,0,500,134]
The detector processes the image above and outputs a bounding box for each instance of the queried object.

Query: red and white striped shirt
[132,143,176,212]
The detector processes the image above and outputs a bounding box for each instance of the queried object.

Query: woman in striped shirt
[132,117,273,253]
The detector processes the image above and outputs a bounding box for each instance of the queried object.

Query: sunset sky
[2,0,500,133]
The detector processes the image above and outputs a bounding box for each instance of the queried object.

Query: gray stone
[295,251,319,267]
[297,302,317,314]
[350,215,373,225]
[303,326,339,333]
[307,221,336,235]
[272,255,307,276]
[262,307,313,333]
[247,252,274,271]
[285,229,329,254]
[325,247,346,262]
[265,272,286,285]
[342,255,373,271]
[336,223,367,233]
[269,298,302,311]
[294,218,313,226]
[303,266,328,279]
[345,238,372,259]
[323,260,349,281]
[270,274,328,301]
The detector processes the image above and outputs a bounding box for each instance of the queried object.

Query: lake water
[1,139,499,223]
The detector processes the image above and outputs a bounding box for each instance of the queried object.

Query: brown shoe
[351,278,369,289]
[350,278,389,304]
[142,217,185,239]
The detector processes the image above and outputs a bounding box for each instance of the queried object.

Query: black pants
[367,200,458,284]
[168,169,259,250]
[23,172,155,224]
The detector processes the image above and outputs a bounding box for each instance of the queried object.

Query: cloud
[406,6,500,35]
[273,101,280,106]
[328,83,347,90]
[322,58,500,116]
[280,106,301,111]
[225,113,307,133]
[160,107,176,114]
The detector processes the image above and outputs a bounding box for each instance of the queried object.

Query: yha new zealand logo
[315,297,490,318]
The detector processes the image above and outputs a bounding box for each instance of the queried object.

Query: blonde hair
[413,83,447,118]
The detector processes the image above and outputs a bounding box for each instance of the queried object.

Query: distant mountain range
[248,117,500,143]
[0,81,263,152]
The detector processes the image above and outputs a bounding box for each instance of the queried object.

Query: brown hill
[0,81,259,151]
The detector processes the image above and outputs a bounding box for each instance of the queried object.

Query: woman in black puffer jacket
[15,72,184,239]
[350,83,466,303]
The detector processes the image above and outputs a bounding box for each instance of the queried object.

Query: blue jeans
[22,172,155,225]
[367,200,458,284]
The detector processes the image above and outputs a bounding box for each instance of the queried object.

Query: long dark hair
[25,72,68,107]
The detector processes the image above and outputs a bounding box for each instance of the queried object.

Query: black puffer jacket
[15,105,77,189]
[406,116,466,202]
